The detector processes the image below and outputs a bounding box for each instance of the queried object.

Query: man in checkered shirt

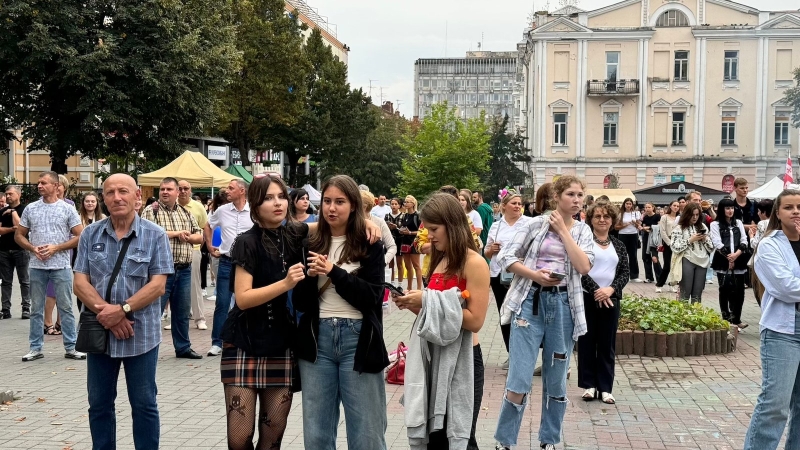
[142,177,204,359]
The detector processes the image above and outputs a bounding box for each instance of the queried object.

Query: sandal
[582,388,597,401]
[601,392,616,404]
[45,325,61,335]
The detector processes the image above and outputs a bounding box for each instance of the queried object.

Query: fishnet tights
[224,385,294,450]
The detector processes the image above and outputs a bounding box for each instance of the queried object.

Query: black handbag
[76,236,133,354]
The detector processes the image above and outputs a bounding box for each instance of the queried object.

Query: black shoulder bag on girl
[76,236,133,354]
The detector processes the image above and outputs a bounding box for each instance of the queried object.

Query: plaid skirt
[220,343,296,389]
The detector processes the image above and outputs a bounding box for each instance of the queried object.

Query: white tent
[748,176,785,200]
[301,184,321,202]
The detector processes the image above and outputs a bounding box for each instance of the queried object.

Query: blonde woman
[400,195,423,291]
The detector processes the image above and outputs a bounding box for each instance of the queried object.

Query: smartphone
[696,229,706,234]
[549,271,567,280]
[383,282,405,296]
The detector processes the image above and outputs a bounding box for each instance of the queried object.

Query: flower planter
[716,330,725,354]
[633,330,645,356]
[667,333,678,357]
[684,332,695,356]
[619,330,633,355]
[703,331,712,355]
[644,331,657,357]
[694,331,705,356]
[656,332,668,357]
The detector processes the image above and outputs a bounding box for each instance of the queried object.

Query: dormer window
[656,10,690,27]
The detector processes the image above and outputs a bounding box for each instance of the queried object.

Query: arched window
[656,10,690,27]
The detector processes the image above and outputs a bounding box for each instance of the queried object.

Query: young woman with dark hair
[289,188,316,223]
[709,198,749,328]
[670,203,714,303]
[385,198,405,285]
[616,198,642,283]
[655,200,681,293]
[459,189,483,236]
[292,175,389,450]
[750,198,775,250]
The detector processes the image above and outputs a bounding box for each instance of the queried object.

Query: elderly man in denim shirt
[74,174,173,450]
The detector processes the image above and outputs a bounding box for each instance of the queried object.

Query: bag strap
[106,236,134,302]
[318,278,333,297]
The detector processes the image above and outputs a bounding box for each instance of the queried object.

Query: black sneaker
[20,310,30,320]
[1,311,11,319]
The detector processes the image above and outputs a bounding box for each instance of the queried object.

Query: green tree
[482,115,531,200]
[210,0,310,157]
[785,67,800,128]
[396,103,490,196]
[0,0,240,172]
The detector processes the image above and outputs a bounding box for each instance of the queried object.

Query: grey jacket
[403,287,474,450]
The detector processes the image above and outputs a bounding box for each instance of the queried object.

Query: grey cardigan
[403,287,474,450]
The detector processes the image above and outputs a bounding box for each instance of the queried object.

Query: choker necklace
[594,236,611,246]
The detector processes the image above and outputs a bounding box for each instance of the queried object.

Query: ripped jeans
[494,286,575,447]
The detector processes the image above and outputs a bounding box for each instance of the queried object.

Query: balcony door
[606,52,620,91]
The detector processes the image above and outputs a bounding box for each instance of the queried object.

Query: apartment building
[414,51,521,124]
[2,130,98,190]
[285,0,349,65]
[517,0,800,190]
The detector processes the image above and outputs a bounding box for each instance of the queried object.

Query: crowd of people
[1,170,797,450]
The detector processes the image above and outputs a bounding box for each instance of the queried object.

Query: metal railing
[586,79,640,95]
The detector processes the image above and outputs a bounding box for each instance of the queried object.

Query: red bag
[386,342,406,385]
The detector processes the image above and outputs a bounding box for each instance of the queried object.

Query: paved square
[0,264,775,449]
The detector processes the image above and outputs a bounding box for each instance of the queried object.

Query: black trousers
[641,234,662,282]
[577,295,619,393]
[490,276,511,352]
[655,246,673,288]
[618,233,640,279]
[200,246,209,289]
[718,272,746,324]
[427,344,484,450]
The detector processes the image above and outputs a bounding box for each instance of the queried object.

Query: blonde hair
[405,195,418,210]
[360,190,375,214]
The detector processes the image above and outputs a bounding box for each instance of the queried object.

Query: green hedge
[618,294,730,334]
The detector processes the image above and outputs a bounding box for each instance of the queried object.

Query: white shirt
[207,202,253,256]
[485,215,533,276]
[588,242,619,288]
[371,204,392,219]
[318,236,362,319]
[468,210,483,232]
[619,211,641,235]
[710,220,747,274]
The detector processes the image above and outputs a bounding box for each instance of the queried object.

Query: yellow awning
[586,189,636,205]
[137,151,240,188]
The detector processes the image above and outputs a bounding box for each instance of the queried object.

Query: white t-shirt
[468,210,483,231]
[371,204,392,220]
[20,199,81,270]
[587,241,619,288]
[486,215,533,276]
[619,211,641,235]
[319,236,363,319]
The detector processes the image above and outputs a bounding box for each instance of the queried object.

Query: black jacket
[293,240,389,374]
[581,236,630,301]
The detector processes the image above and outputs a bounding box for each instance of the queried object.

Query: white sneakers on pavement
[207,345,222,356]
[655,287,662,293]
[164,324,171,330]
[22,350,43,362]
[196,320,208,330]
[65,350,86,360]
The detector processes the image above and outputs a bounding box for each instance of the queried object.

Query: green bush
[618,294,729,334]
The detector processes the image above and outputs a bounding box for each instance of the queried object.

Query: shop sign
[661,183,694,194]
[671,174,685,182]
[207,145,228,161]
[721,174,735,193]
[653,174,667,186]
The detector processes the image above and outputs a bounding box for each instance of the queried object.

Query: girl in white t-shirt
[459,189,484,236]
[615,198,642,282]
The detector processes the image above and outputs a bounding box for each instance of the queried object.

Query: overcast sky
[307,0,797,118]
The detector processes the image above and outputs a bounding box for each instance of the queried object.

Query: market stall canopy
[137,151,240,188]
[747,176,784,200]
[586,189,635,204]
[301,184,321,203]
[225,164,253,183]
[633,181,728,205]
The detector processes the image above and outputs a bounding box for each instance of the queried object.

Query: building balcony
[586,79,640,96]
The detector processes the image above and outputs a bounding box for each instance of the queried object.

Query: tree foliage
[396,103,490,196]
[785,67,800,129]
[0,0,240,172]
[482,115,531,200]
[210,0,309,155]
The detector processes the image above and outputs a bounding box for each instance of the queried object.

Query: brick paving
[0,261,777,449]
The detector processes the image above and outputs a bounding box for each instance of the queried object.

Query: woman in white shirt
[744,190,800,450]
[670,203,714,303]
[709,198,749,329]
[484,193,532,353]
[655,200,680,293]
[578,201,629,405]
[459,189,484,236]
[615,198,642,283]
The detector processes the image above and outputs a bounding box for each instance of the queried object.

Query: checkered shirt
[141,201,200,264]
[497,215,595,341]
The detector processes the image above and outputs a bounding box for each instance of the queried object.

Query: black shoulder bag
[76,236,134,354]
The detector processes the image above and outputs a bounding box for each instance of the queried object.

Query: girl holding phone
[670,203,714,303]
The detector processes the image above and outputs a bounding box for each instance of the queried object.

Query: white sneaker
[64,350,86,360]
[22,350,43,362]
[655,287,662,293]
[207,345,222,356]
[164,324,171,330]
[501,358,509,370]
[631,278,644,283]
[196,320,208,330]
[207,295,217,302]
[161,311,168,321]
[202,289,207,296]
[671,285,679,293]
[706,279,714,284]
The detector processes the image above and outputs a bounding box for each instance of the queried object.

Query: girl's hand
[283,263,306,288]
[394,290,423,311]
[307,252,332,276]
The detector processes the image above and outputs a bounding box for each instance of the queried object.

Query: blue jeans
[495,287,574,446]
[211,257,232,348]
[743,311,800,450]
[158,266,192,354]
[298,318,387,450]
[29,268,76,352]
[88,346,159,450]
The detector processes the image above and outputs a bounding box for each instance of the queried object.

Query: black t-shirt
[641,213,661,243]
[0,203,25,251]
[790,240,800,267]
[733,198,756,226]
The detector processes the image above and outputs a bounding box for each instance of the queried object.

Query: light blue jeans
[29,268,76,352]
[743,311,800,450]
[298,318,387,450]
[495,286,574,447]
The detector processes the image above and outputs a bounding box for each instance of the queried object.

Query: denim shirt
[754,230,800,335]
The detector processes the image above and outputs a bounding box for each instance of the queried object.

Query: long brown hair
[310,175,367,264]
[764,190,800,237]
[79,192,105,225]
[678,203,704,233]
[534,183,553,214]
[459,189,474,212]
[419,193,478,278]
[248,175,289,226]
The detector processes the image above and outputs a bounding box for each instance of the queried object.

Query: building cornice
[691,28,800,38]
[705,0,760,16]
[529,29,655,41]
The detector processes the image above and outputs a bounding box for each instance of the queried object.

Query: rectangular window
[674,51,689,81]
[422,79,430,88]
[777,49,792,80]
[775,114,790,145]
[724,51,739,81]
[603,112,618,146]
[554,113,567,145]
[722,117,736,145]
[672,112,685,145]
[606,52,620,81]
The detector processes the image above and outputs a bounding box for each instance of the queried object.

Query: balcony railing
[586,79,640,96]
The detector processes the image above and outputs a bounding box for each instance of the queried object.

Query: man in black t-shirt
[732,178,757,234]
[0,186,30,319]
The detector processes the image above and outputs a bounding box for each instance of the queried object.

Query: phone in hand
[383,282,405,297]
[549,271,567,280]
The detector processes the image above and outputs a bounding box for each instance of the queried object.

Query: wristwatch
[121,302,134,320]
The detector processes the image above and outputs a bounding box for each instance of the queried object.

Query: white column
[693,38,703,157]
[539,41,548,158]
[576,40,584,159]
[641,39,649,158]
[760,38,769,157]
[636,39,644,157]
[754,37,765,158]
[697,38,707,157]
[580,40,588,159]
